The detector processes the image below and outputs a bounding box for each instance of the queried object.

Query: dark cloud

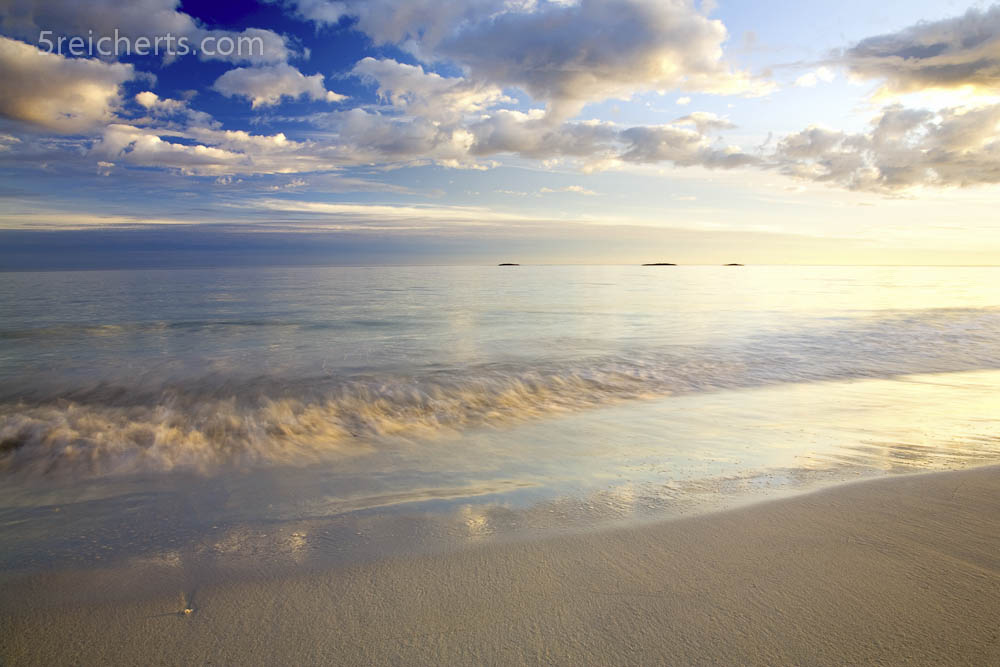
[842,5,1000,95]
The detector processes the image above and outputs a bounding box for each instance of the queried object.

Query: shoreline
[3,465,999,665]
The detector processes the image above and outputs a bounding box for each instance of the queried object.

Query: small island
[642,262,677,266]
[498,263,520,266]
[724,263,744,266]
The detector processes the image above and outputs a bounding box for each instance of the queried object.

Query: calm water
[2,266,1000,578]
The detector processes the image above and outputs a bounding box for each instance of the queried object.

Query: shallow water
[2,266,1000,578]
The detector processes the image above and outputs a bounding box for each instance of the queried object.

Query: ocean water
[2,265,1000,577]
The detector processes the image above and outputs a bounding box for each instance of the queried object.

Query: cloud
[676,96,692,105]
[135,91,184,112]
[467,110,620,161]
[305,107,483,167]
[90,122,350,175]
[282,0,772,118]
[674,111,736,133]
[298,103,756,172]
[540,185,598,196]
[842,5,1000,97]
[773,103,1000,192]
[0,36,135,132]
[794,66,835,88]
[241,198,548,229]
[0,133,21,151]
[279,0,505,46]
[351,57,513,122]
[213,64,347,108]
[94,124,249,174]
[619,124,756,168]
[0,0,294,64]
[131,91,218,129]
[467,108,756,170]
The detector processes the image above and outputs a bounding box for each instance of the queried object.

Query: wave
[4,307,1000,478]
[0,368,662,477]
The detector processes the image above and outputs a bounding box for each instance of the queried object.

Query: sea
[2,265,1000,579]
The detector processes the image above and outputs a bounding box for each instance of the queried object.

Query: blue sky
[1,0,999,267]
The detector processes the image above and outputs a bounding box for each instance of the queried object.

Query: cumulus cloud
[439,0,769,117]
[281,0,772,118]
[94,124,250,174]
[0,36,135,132]
[0,0,293,64]
[351,57,513,122]
[774,103,1000,191]
[467,110,619,160]
[764,6,1000,193]
[213,64,347,108]
[842,5,1000,97]
[279,0,504,46]
[88,118,379,176]
[294,102,756,172]
[305,107,481,167]
[89,108,476,175]
[619,124,755,168]
[131,91,219,130]
[465,108,755,171]
[135,91,183,112]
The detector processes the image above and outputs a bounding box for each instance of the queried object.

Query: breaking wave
[4,307,1000,478]
[0,367,665,477]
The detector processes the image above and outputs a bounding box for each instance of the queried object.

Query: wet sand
[2,466,998,665]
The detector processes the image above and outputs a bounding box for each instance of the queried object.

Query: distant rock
[724,263,744,266]
[498,263,520,266]
[642,262,676,266]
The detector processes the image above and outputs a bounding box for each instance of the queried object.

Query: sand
[2,466,999,665]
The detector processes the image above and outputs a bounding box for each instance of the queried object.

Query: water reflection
[3,369,1000,588]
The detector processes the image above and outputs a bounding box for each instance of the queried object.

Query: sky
[1,0,999,267]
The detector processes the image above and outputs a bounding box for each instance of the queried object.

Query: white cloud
[242,198,548,228]
[281,0,773,118]
[540,185,598,196]
[299,102,755,172]
[351,57,513,122]
[90,122,349,175]
[0,133,22,151]
[676,96,692,106]
[306,107,482,167]
[135,91,186,113]
[794,66,835,88]
[213,64,347,108]
[773,102,1000,192]
[0,36,135,133]
[131,91,219,130]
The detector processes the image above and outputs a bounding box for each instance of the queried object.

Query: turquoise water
[2,266,1000,574]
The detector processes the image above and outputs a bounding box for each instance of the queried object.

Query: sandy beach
[2,465,998,665]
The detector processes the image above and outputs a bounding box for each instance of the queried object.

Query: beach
[4,0,1000,661]
[3,465,997,665]
[3,266,1000,665]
